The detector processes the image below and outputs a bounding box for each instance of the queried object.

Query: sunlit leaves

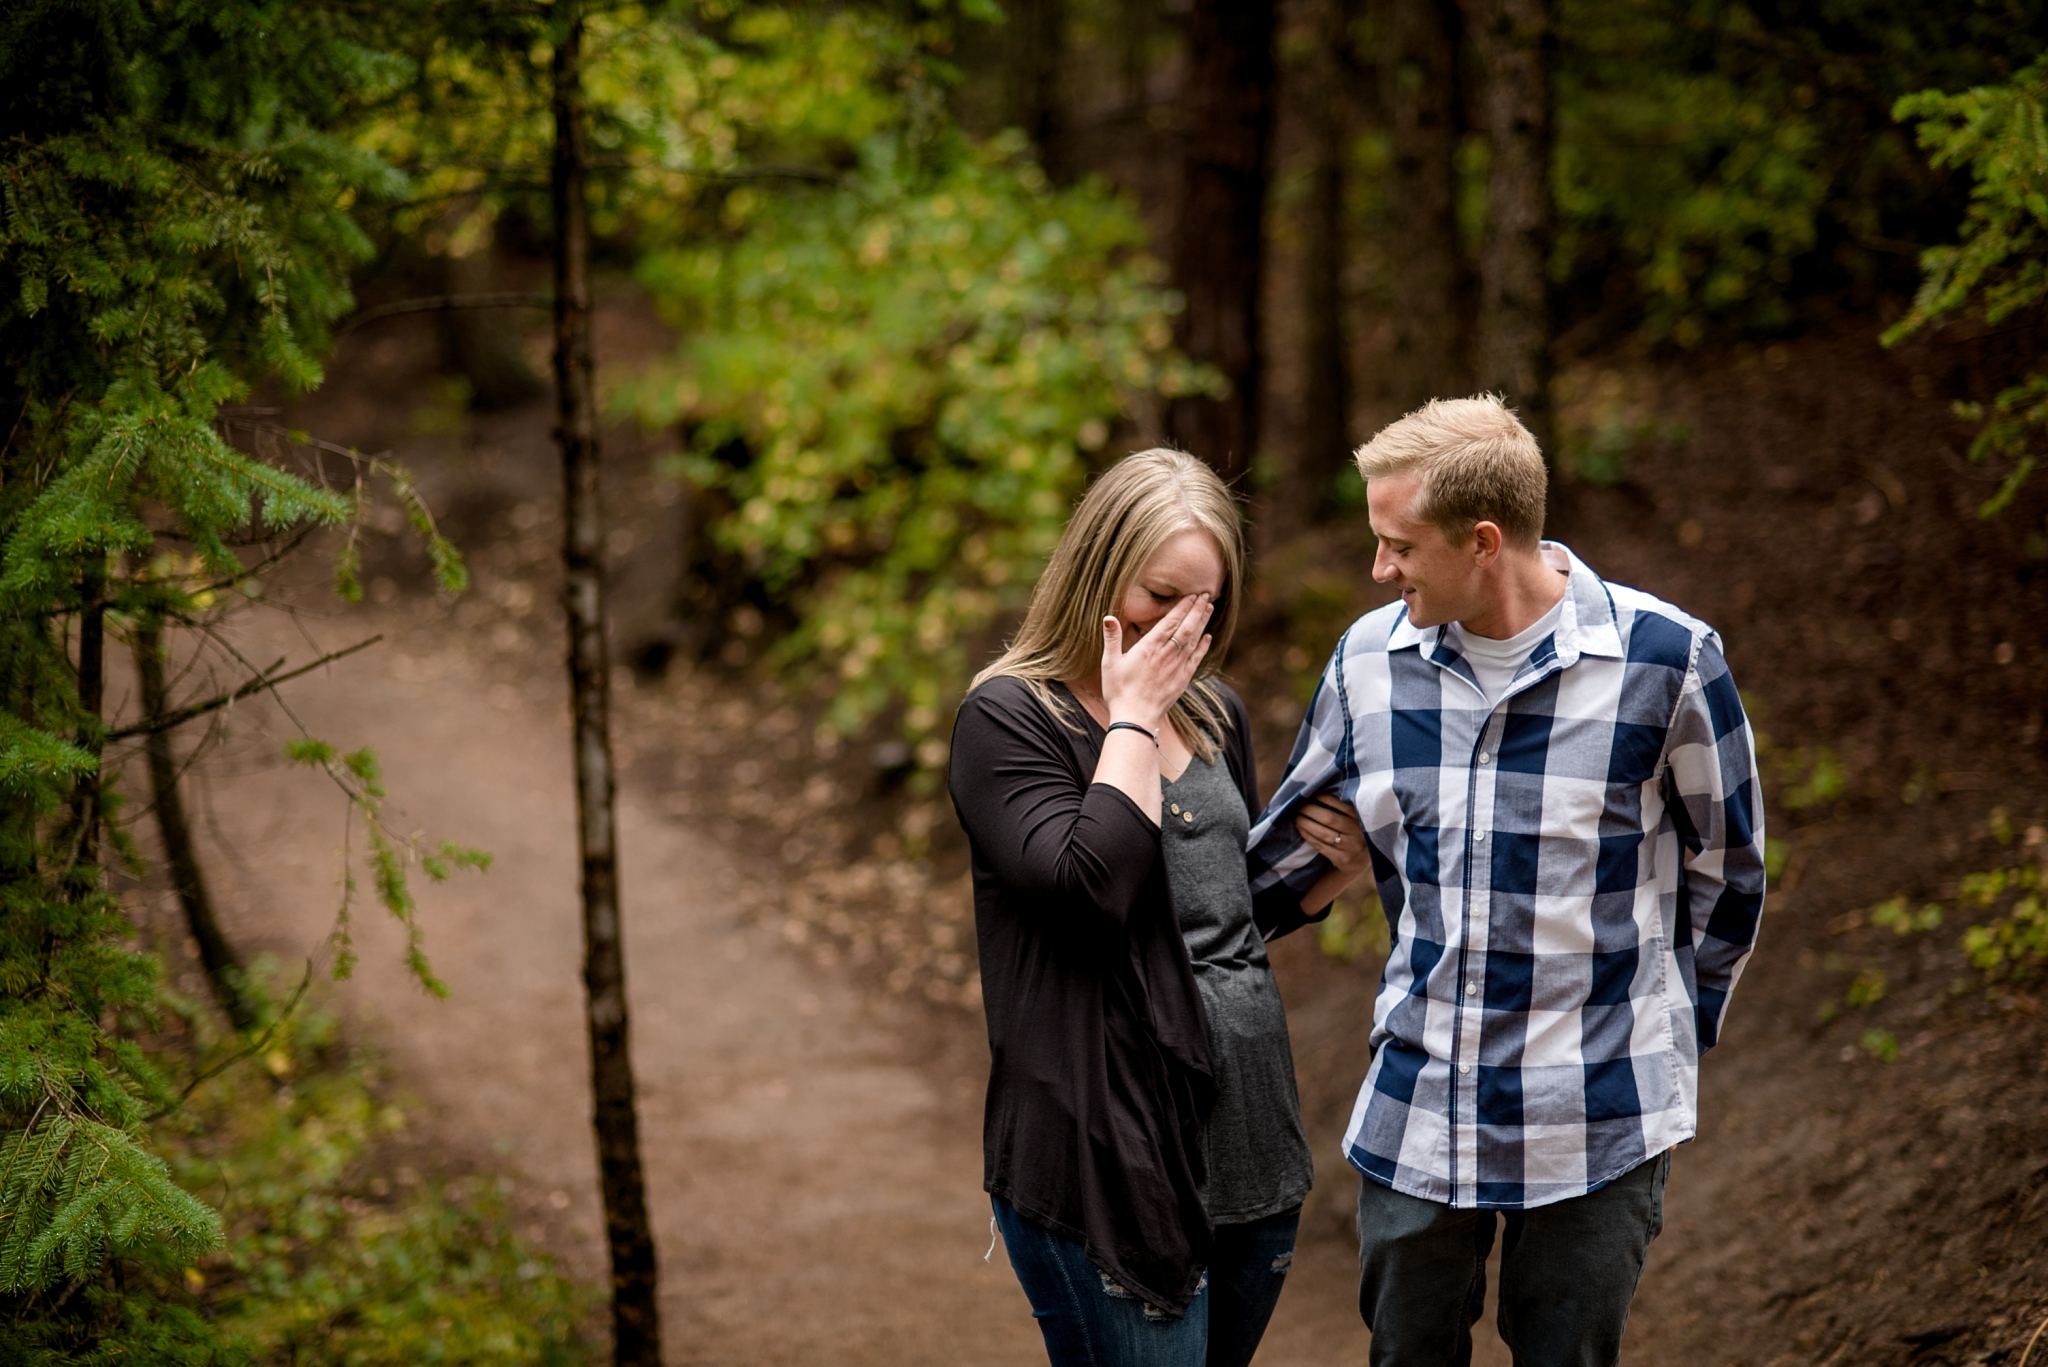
[1887,58,2048,515]
[630,123,1213,745]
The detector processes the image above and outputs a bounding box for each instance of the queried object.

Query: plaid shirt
[1247,544,1765,1210]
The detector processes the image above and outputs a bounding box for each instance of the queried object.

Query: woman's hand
[1295,794,1370,913]
[1100,592,1213,732]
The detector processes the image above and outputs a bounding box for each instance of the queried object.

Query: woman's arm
[948,683,1161,928]
[1292,795,1372,913]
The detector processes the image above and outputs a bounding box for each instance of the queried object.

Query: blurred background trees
[2,0,2045,1361]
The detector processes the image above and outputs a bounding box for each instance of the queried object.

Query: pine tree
[0,1,451,1352]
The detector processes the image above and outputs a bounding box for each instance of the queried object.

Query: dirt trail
[183,604,1435,1365]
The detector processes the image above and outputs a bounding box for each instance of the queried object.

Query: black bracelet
[1105,721,1158,744]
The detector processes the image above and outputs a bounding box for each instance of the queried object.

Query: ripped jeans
[991,1197,1301,1367]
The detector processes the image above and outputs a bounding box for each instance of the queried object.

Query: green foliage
[155,978,591,1366]
[284,744,487,990]
[1886,56,2048,514]
[0,1,473,1350]
[1842,967,1888,1009]
[1555,0,2046,345]
[1858,1028,1900,1063]
[626,23,1213,747]
[1957,856,2048,983]
[1868,897,1944,935]
[1316,892,1390,964]
[1756,731,1844,812]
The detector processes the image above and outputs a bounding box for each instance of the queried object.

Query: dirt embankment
[155,290,2048,1365]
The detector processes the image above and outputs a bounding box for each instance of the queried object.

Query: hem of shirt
[1205,1181,1313,1228]
[1344,1133,1690,1211]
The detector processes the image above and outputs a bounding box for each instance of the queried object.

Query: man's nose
[1371,547,1396,582]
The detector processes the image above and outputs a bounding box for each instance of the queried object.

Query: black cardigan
[947,675,1263,1314]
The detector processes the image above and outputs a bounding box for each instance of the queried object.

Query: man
[1248,396,1766,1367]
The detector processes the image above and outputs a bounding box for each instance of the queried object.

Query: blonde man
[1247,396,1767,1366]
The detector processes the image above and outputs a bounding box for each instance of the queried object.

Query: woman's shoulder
[962,672,1046,717]
[956,674,1074,740]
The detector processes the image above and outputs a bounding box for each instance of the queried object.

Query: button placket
[1454,711,1509,1193]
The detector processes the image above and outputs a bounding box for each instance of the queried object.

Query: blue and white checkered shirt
[1247,543,1766,1210]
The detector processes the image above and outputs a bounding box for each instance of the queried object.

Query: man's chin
[1401,597,1440,627]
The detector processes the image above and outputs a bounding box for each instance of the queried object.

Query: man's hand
[1296,794,1370,912]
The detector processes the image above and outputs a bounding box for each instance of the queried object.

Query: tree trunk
[1295,0,1357,521]
[1461,0,1553,456]
[552,11,663,1366]
[1165,0,1277,483]
[1381,0,1472,412]
[68,567,105,866]
[133,617,258,1033]
[1005,0,1067,179]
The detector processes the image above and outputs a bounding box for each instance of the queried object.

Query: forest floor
[141,287,2048,1365]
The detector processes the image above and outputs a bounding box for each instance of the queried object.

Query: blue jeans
[1356,1150,1671,1367]
[992,1197,1300,1367]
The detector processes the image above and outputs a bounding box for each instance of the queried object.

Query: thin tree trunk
[1006,0,1067,179]
[1381,0,1472,411]
[1165,0,1277,483]
[133,617,258,1032]
[552,11,663,1366]
[1295,0,1357,521]
[1461,0,1553,456]
[69,567,105,866]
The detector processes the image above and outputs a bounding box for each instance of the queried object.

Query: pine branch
[332,292,553,339]
[144,962,314,1123]
[105,636,383,741]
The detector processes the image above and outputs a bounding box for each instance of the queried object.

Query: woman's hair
[972,448,1245,760]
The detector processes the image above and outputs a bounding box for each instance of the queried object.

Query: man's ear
[1471,521,1504,567]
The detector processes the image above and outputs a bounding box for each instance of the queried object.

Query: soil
[138,287,2048,1365]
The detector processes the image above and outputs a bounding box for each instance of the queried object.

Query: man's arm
[1247,639,1358,940]
[1664,632,1767,1050]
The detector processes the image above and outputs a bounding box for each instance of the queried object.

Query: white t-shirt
[1447,593,1565,705]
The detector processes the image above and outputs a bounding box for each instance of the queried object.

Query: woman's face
[1114,526,1226,645]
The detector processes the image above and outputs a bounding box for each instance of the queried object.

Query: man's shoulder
[1603,581,1717,670]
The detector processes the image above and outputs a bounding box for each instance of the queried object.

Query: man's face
[1368,472,1480,629]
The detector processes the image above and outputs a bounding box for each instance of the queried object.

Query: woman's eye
[1149,592,1174,603]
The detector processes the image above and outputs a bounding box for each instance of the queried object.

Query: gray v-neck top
[1161,754,1314,1224]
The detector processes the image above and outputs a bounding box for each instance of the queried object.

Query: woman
[947,449,1369,1367]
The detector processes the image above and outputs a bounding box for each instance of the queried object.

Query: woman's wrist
[1106,702,1166,732]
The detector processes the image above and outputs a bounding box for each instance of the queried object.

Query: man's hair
[1353,395,1547,547]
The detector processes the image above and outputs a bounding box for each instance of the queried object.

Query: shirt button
[1182,811,1194,824]
[1170,803,1180,815]
[1474,830,1488,843]
[1459,1064,1472,1076]
[1465,982,1478,996]
[1478,751,1492,765]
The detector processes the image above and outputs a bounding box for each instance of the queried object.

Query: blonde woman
[947,449,1371,1367]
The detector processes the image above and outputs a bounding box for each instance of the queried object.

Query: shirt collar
[1384,541,1623,667]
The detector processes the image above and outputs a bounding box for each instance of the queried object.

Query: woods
[1,0,2045,1362]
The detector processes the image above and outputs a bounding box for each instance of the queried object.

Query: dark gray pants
[1356,1151,1671,1367]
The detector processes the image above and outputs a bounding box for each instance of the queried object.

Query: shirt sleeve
[1245,641,1355,941]
[1662,632,1767,1051]
[948,682,1160,930]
